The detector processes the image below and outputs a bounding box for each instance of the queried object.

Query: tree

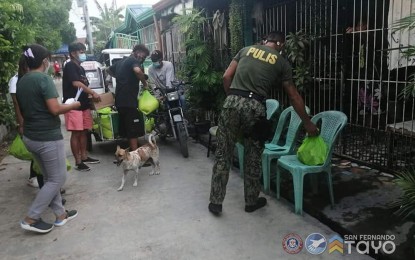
[90,0,124,43]
[61,22,77,45]
[0,0,75,128]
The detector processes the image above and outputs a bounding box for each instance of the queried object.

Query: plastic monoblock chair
[261,106,310,194]
[236,99,280,177]
[276,111,348,215]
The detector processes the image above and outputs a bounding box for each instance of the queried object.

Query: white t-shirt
[8,74,18,94]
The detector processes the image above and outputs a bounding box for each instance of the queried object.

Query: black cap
[150,50,162,62]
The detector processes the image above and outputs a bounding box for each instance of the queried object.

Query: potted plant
[173,9,225,135]
[392,168,415,220]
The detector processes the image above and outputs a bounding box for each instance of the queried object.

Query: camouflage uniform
[209,43,292,207]
[210,95,266,206]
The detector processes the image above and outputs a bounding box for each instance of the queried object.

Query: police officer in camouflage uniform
[209,31,319,215]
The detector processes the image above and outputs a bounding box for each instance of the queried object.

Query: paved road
[0,80,373,260]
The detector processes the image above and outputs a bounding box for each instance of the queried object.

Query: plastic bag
[9,135,32,161]
[33,159,72,175]
[145,117,155,133]
[138,90,159,115]
[297,136,328,166]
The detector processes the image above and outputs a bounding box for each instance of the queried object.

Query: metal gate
[256,0,415,172]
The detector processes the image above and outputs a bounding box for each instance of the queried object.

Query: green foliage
[284,31,311,92]
[0,99,15,127]
[392,169,415,220]
[173,9,224,122]
[394,13,415,99]
[61,22,77,44]
[0,0,73,129]
[91,0,124,42]
[229,0,244,57]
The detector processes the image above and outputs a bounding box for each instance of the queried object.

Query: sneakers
[54,210,78,227]
[21,218,54,233]
[245,197,267,213]
[208,203,222,216]
[27,177,39,188]
[75,162,90,172]
[82,157,100,164]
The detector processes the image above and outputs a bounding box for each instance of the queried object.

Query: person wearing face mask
[208,31,319,216]
[147,50,186,110]
[16,44,81,233]
[148,50,174,91]
[63,42,101,172]
[107,44,150,151]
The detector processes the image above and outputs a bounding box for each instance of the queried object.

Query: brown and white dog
[114,134,160,191]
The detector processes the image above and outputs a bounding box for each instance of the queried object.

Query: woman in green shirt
[17,44,80,233]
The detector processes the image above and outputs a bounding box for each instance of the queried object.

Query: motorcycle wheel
[176,122,189,158]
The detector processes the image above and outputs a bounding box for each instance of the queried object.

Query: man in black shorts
[108,44,150,150]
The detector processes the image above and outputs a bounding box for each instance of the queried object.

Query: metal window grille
[256,0,415,172]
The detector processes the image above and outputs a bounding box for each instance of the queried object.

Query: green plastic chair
[261,106,310,194]
[275,111,348,215]
[236,99,280,177]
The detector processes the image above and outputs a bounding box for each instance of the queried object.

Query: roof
[152,0,181,12]
[114,5,153,34]
[126,5,152,23]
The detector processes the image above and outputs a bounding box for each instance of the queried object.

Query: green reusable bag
[145,117,155,133]
[32,159,72,175]
[9,135,32,161]
[138,90,159,115]
[297,136,328,166]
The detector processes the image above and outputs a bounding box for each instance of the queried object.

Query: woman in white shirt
[8,58,39,188]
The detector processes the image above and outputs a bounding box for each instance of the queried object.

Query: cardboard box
[92,92,115,110]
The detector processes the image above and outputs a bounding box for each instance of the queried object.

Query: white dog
[114,134,160,191]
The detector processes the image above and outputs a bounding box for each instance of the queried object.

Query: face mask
[79,53,87,62]
[43,60,50,73]
[153,62,161,68]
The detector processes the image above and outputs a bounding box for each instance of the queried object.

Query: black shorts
[117,107,145,138]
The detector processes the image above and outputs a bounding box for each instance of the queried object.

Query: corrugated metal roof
[126,5,152,23]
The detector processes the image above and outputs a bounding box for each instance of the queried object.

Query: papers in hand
[65,88,83,105]
[74,88,83,101]
[64,98,75,104]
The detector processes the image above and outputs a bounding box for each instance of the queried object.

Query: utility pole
[78,0,94,54]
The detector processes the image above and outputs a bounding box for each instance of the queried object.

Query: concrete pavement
[0,79,373,260]
[0,133,374,260]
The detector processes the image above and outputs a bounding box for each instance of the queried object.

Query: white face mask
[43,60,50,73]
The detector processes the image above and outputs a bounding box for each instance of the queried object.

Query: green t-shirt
[16,71,63,141]
[230,45,293,97]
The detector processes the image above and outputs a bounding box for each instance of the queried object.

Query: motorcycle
[147,81,189,158]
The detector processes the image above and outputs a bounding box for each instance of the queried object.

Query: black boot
[208,203,222,216]
[245,197,267,213]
